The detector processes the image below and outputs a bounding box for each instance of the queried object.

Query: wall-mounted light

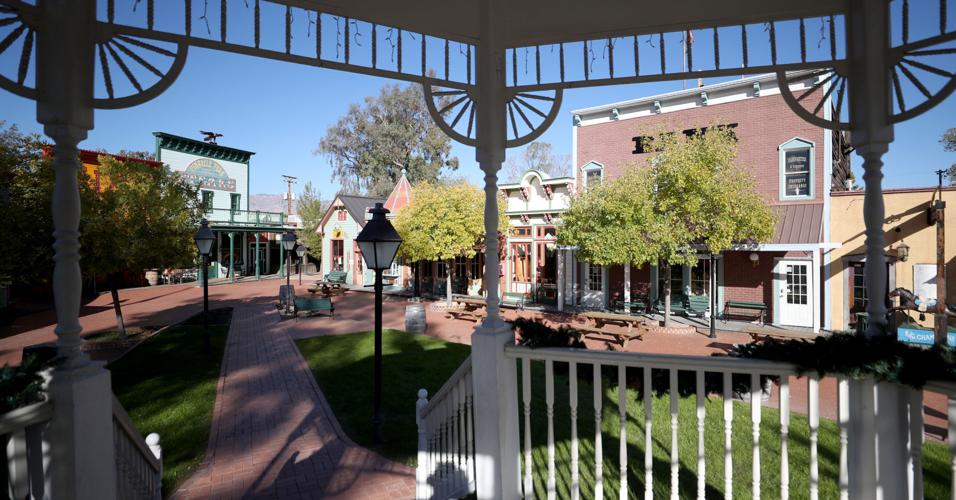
[749,252,760,267]
[897,240,910,262]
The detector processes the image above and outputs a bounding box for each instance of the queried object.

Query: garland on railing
[727,332,956,388]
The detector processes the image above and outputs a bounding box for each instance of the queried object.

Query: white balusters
[644,367,653,500]
[751,373,761,500]
[618,364,628,500]
[569,362,581,500]
[546,360,557,500]
[416,388,429,500]
[779,377,790,500]
[838,377,848,500]
[696,370,706,500]
[724,372,733,499]
[670,369,679,500]
[465,372,475,489]
[594,362,604,500]
[808,375,819,500]
[907,388,923,500]
[523,357,534,498]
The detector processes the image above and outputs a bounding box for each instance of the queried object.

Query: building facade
[154,132,290,280]
[571,73,851,331]
[829,187,956,332]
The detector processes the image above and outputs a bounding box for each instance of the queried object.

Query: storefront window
[330,240,344,272]
[512,243,532,284]
[658,264,684,296]
[588,265,602,292]
[690,260,711,295]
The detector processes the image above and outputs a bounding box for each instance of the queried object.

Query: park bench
[501,291,527,309]
[723,300,767,324]
[293,297,334,319]
[613,299,647,315]
[308,271,349,296]
[652,293,688,316]
[686,294,710,318]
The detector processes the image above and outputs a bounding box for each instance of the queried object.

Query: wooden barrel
[405,304,426,333]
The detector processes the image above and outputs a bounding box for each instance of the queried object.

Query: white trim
[779,137,816,201]
[822,85,834,330]
[773,257,816,329]
[735,242,842,251]
[571,117,579,190]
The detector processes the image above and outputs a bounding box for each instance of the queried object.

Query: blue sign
[897,324,956,347]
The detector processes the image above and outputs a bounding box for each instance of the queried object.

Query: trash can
[405,303,426,333]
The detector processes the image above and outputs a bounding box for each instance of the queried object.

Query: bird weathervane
[200,130,223,144]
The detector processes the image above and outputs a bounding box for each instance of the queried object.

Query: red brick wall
[722,251,784,320]
[576,92,826,207]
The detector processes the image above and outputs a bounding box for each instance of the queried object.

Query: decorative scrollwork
[776,68,850,131]
[889,37,956,124]
[423,85,563,148]
[0,4,37,100]
[93,30,188,109]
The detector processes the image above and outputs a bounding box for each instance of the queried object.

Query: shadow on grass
[295,330,471,466]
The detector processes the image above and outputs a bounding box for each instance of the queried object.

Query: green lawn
[295,330,471,465]
[296,333,952,499]
[109,309,231,495]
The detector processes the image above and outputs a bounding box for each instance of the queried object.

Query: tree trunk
[663,263,672,328]
[110,274,127,339]
[414,261,421,298]
[446,260,453,307]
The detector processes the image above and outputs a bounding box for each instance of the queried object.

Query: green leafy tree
[82,156,201,337]
[393,182,507,305]
[942,128,956,184]
[559,126,775,326]
[318,83,460,197]
[296,182,326,262]
[503,141,570,182]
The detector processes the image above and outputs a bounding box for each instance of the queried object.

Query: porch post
[557,250,565,311]
[623,264,631,306]
[228,232,235,283]
[470,0,520,498]
[255,232,261,280]
[811,249,821,333]
[37,1,117,498]
[845,2,907,499]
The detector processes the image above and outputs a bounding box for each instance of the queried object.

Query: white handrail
[416,356,474,500]
[112,395,163,500]
[420,354,472,419]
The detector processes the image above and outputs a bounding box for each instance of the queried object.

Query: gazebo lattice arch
[1,1,955,499]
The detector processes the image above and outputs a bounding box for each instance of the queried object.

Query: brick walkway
[173,302,415,500]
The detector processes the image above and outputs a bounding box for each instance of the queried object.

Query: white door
[776,260,813,327]
[582,263,605,308]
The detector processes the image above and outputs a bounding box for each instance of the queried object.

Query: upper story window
[201,190,214,210]
[511,226,532,238]
[337,208,347,221]
[779,137,815,200]
[230,193,241,212]
[581,161,604,189]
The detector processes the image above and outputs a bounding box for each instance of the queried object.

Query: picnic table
[446,295,487,323]
[307,271,350,296]
[576,311,645,348]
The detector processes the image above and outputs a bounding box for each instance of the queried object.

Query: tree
[559,126,775,326]
[82,156,202,337]
[393,182,507,305]
[942,128,956,184]
[296,182,325,262]
[317,83,460,197]
[503,141,570,182]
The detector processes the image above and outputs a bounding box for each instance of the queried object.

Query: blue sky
[0,5,953,199]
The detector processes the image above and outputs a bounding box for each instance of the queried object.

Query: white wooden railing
[416,355,475,500]
[112,396,163,500]
[2,400,53,499]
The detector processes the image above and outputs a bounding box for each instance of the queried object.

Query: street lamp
[281,230,297,288]
[296,243,307,285]
[355,203,402,444]
[194,219,215,355]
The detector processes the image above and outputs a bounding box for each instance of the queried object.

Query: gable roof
[384,170,412,214]
[319,194,386,232]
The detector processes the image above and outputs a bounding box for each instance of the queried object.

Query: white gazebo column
[845,2,907,499]
[470,1,520,498]
[37,1,117,498]
[811,249,821,333]
[623,264,631,305]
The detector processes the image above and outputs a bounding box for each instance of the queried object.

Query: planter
[144,269,160,286]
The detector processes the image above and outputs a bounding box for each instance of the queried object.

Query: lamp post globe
[296,243,307,285]
[281,230,296,288]
[193,219,215,355]
[354,203,403,445]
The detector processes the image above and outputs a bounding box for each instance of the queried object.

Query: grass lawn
[295,330,471,465]
[109,308,231,495]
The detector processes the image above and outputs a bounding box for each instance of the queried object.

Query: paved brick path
[173,302,415,500]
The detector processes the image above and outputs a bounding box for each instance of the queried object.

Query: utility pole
[282,175,298,218]
[934,169,947,345]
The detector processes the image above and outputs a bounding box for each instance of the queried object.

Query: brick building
[568,72,850,331]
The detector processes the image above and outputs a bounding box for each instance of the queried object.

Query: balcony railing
[203,208,286,227]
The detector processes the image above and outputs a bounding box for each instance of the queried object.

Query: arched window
[779,138,815,200]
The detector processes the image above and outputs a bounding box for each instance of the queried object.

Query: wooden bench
[686,294,710,318]
[502,292,526,309]
[652,293,688,315]
[613,300,647,315]
[294,297,334,319]
[724,300,767,324]
[747,330,818,343]
[308,271,349,296]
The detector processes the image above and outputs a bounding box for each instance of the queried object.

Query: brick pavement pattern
[172,302,415,500]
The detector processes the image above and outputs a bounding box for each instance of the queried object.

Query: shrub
[513,317,585,349]
[0,355,48,414]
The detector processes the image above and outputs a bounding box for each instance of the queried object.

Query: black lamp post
[281,230,297,288]
[355,203,402,444]
[296,243,307,285]
[194,219,215,355]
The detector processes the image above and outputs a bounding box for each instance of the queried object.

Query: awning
[771,204,823,245]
